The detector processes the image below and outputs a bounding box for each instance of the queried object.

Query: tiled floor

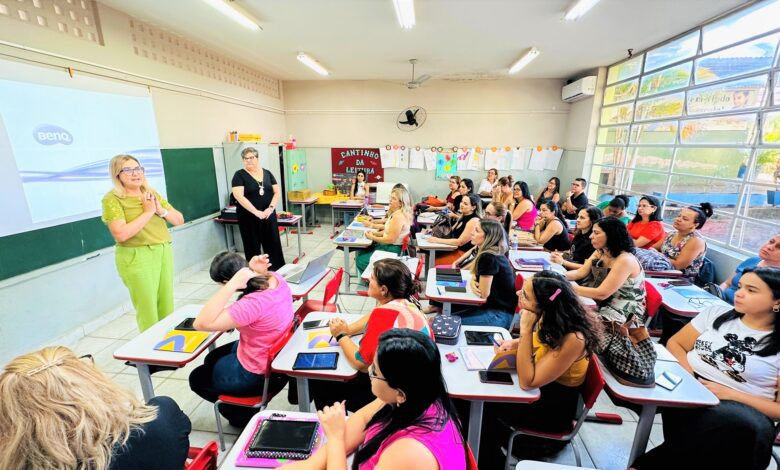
[63,222,776,469]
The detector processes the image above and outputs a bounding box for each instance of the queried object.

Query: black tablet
[174,317,196,331]
[293,352,339,370]
[247,419,319,459]
[465,330,496,346]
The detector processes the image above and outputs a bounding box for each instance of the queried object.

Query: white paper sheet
[544,147,563,171]
[424,149,437,170]
[511,147,531,170]
[528,147,547,171]
[468,148,484,171]
[380,146,397,168]
[409,148,425,169]
[396,147,409,169]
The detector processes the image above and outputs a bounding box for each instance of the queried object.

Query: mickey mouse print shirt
[688,305,780,400]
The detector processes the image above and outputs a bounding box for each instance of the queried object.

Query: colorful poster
[331,148,384,183]
[456,148,472,171]
[285,149,308,191]
[435,152,457,180]
[686,75,768,115]
[468,148,484,170]
[409,148,425,169]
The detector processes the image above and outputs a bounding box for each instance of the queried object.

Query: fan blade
[413,74,431,85]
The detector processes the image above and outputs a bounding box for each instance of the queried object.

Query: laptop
[280,250,335,284]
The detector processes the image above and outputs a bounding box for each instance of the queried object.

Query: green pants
[355,243,403,275]
[115,243,174,332]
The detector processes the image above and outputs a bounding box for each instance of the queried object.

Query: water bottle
[511,233,518,252]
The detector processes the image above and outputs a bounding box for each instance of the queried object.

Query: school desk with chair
[415,232,458,279]
[424,268,486,315]
[332,226,373,293]
[645,278,731,317]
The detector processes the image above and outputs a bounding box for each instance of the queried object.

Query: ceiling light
[201,0,261,31]
[392,0,415,29]
[508,47,540,74]
[297,53,329,76]
[564,0,601,21]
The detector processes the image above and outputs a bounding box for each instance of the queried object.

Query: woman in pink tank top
[284,329,468,470]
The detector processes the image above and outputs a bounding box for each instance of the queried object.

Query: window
[593,0,780,255]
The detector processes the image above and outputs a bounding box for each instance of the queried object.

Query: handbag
[431,315,461,345]
[431,213,453,238]
[599,314,657,387]
[634,248,674,272]
[424,196,447,207]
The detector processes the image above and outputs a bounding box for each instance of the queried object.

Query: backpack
[695,257,716,287]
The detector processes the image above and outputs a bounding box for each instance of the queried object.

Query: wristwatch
[157,209,169,218]
[335,333,348,342]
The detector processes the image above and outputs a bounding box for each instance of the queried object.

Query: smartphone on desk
[465,331,498,346]
[478,370,513,385]
[656,370,683,390]
[444,286,467,293]
[302,319,329,330]
[174,318,197,331]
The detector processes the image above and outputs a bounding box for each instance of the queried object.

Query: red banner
[330,148,384,183]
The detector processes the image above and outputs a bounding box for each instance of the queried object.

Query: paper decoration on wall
[396,146,409,169]
[527,146,563,171]
[379,145,397,168]
[423,149,437,170]
[331,148,384,182]
[484,147,511,170]
[435,152,457,180]
[409,147,425,169]
[456,148,472,171]
[544,147,563,171]
[468,147,484,171]
[511,147,531,170]
[528,146,548,171]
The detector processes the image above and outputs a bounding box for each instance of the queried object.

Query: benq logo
[33,125,73,145]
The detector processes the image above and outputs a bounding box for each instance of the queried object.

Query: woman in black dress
[231,147,285,270]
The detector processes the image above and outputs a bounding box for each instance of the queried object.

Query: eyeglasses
[368,365,388,382]
[242,155,258,161]
[119,167,145,175]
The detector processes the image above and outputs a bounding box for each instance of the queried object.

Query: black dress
[542,219,572,252]
[232,169,286,269]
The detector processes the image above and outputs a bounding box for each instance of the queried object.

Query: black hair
[685,202,713,229]
[209,252,268,299]
[530,270,603,353]
[353,329,467,468]
[576,206,604,236]
[372,258,421,307]
[594,216,635,257]
[463,193,483,217]
[513,181,531,200]
[574,178,587,189]
[548,177,561,194]
[540,200,567,230]
[608,195,630,210]
[631,195,664,223]
[713,268,780,357]
[460,178,474,194]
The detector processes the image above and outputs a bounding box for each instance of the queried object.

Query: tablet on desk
[174,317,197,331]
[293,352,339,370]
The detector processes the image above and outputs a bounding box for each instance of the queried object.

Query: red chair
[185,441,218,470]
[294,268,344,323]
[213,322,297,451]
[401,233,412,256]
[466,445,478,470]
[644,280,663,336]
[503,356,606,469]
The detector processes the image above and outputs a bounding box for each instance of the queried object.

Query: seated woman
[533,200,571,252]
[599,195,630,224]
[535,176,561,209]
[510,181,538,231]
[633,268,780,470]
[310,259,432,412]
[627,195,665,248]
[478,271,603,468]
[189,252,293,427]
[566,217,646,323]
[356,187,412,274]
[425,176,460,212]
[454,219,518,330]
[551,206,603,270]
[451,178,475,217]
[0,346,191,469]
[485,200,508,225]
[478,168,498,196]
[721,234,780,304]
[427,193,482,265]
[649,203,712,280]
[287,329,467,470]
[491,176,514,206]
[351,169,370,200]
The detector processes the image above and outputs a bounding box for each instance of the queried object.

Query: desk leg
[628,404,657,466]
[136,364,155,402]
[468,400,484,461]
[443,302,452,316]
[296,219,303,259]
[300,203,308,230]
[343,246,351,293]
[423,249,437,280]
[332,206,337,235]
[297,378,311,412]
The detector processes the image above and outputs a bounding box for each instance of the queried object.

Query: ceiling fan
[403,59,431,89]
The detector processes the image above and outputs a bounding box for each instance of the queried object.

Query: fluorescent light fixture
[508,47,540,74]
[564,0,601,21]
[201,0,260,31]
[392,0,415,29]
[297,52,329,76]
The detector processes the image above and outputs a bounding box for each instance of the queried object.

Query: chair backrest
[262,320,298,402]
[465,444,478,470]
[185,441,219,470]
[401,232,411,253]
[645,280,662,321]
[581,355,606,410]
[414,258,424,280]
[322,268,344,304]
[514,273,525,313]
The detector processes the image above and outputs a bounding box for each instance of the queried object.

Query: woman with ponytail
[188,252,293,426]
[310,259,433,412]
[286,329,467,470]
[651,202,713,280]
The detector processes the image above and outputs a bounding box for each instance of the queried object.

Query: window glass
[624,170,668,195]
[625,147,674,171]
[630,120,678,144]
[590,165,624,188]
[674,148,751,178]
[686,75,768,115]
[702,0,780,52]
[586,183,619,203]
[741,185,780,227]
[679,114,758,145]
[695,33,779,84]
[665,204,735,243]
[668,175,741,210]
[639,62,692,97]
[762,111,780,144]
[752,149,780,184]
[775,72,780,106]
[593,147,627,166]
[731,218,780,253]
[600,103,634,125]
[597,126,629,145]
[607,55,644,85]
[634,92,685,121]
[603,79,638,105]
[645,31,700,72]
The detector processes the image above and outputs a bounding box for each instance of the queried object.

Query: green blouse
[101,190,172,247]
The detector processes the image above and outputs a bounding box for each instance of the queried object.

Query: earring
[773,305,779,313]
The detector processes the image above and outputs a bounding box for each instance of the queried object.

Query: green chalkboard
[0,147,219,281]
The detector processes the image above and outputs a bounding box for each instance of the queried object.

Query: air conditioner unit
[562,76,596,102]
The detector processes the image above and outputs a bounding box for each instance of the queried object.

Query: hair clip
[549,288,562,301]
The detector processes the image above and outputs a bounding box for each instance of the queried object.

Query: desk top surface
[424,269,486,306]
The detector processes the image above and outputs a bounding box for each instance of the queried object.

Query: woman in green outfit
[102,155,184,331]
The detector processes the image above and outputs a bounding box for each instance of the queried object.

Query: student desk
[276,264,331,301]
[272,311,363,412]
[424,268,486,315]
[113,304,221,402]
[509,249,566,274]
[331,200,364,235]
[361,255,420,281]
[288,196,319,232]
[332,230,373,293]
[438,325,540,460]
[415,232,457,280]
[646,278,731,317]
[601,359,718,466]
[417,212,438,226]
[215,214,303,261]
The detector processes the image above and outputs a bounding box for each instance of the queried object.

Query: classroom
[1,0,779,468]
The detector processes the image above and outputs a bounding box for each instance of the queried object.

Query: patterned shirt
[661,231,705,279]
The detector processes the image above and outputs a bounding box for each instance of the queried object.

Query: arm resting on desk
[516,319,587,390]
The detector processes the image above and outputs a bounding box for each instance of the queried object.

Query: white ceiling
[97,0,748,81]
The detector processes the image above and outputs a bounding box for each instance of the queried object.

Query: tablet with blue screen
[293,352,339,370]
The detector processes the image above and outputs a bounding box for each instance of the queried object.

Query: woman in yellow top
[477,270,603,468]
[102,155,184,331]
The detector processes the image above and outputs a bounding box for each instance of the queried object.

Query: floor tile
[110,373,167,402]
[89,315,138,340]
[189,284,222,301]
[579,421,636,470]
[174,281,207,299]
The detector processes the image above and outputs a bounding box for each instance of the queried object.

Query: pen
[490,333,502,347]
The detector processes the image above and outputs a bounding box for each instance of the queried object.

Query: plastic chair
[466,445,478,470]
[185,441,219,470]
[401,233,412,256]
[294,268,343,323]
[503,356,606,469]
[213,323,297,451]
